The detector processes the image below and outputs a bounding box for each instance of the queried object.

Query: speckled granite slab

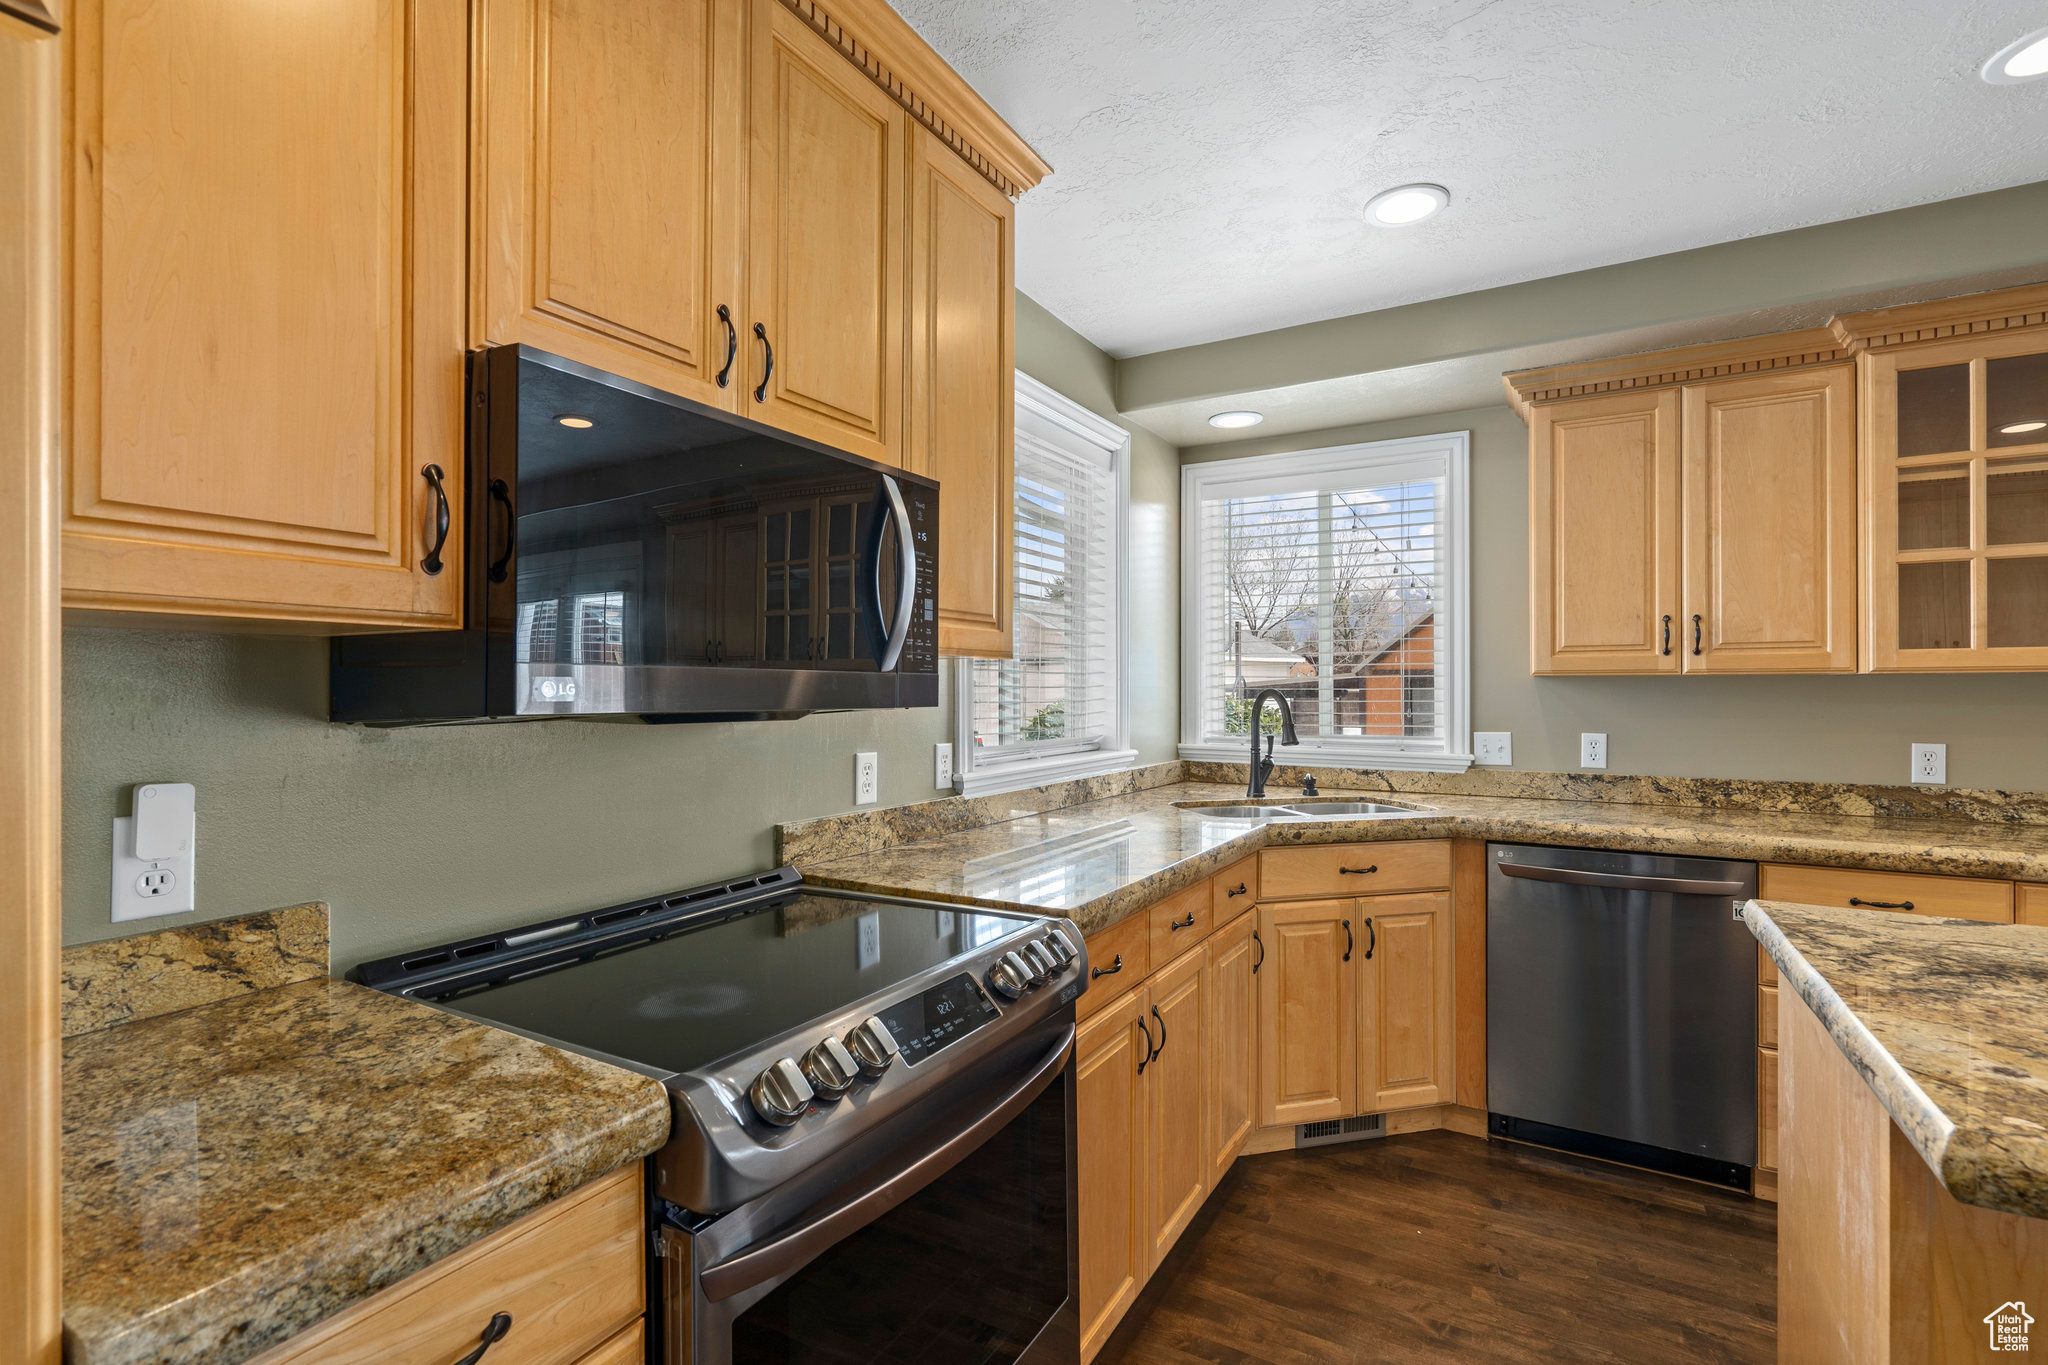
[1746,900,2048,1221]
[62,977,671,1365]
[61,904,329,1038]
[795,783,2048,938]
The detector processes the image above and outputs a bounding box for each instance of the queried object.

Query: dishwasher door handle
[1496,861,1750,897]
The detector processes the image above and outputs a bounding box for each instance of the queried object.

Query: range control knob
[749,1057,813,1127]
[845,1016,900,1079]
[1022,940,1057,981]
[801,1035,860,1100]
[987,952,1031,1000]
[1042,929,1077,967]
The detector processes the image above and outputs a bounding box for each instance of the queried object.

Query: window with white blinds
[956,375,1135,797]
[1180,433,1471,771]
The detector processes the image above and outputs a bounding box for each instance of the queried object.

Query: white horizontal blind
[1195,462,1447,752]
[969,431,1118,762]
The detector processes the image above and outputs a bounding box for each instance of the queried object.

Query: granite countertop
[796,781,2048,937]
[63,977,671,1365]
[1746,900,2048,1220]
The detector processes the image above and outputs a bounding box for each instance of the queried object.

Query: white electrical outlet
[854,751,880,805]
[1911,742,1947,785]
[112,781,197,922]
[1580,733,1608,770]
[856,911,882,970]
[937,910,956,938]
[1474,732,1513,766]
[935,742,954,789]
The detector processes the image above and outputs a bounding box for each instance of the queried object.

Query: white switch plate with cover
[854,752,880,805]
[1474,732,1512,766]
[112,781,196,922]
[1580,733,1607,769]
[1911,742,1947,785]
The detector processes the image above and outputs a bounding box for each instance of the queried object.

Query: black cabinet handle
[716,304,738,388]
[1849,897,1914,911]
[451,1313,512,1365]
[753,323,774,404]
[419,464,450,576]
[1227,882,1248,898]
[486,479,515,583]
[1692,613,1703,656]
[705,640,716,663]
[1343,919,1353,962]
[1150,1004,1167,1059]
[1251,928,1263,975]
[1135,1013,1156,1074]
[1339,865,1378,877]
[1363,917,1376,961]
[1090,954,1123,980]
[1169,911,1196,931]
[1661,614,1671,655]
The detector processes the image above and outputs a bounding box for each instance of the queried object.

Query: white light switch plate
[1580,733,1608,770]
[1474,732,1512,766]
[854,751,880,805]
[934,742,953,789]
[111,782,197,922]
[1911,742,1946,785]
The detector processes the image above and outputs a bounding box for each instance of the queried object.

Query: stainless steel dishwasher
[1486,843,1758,1188]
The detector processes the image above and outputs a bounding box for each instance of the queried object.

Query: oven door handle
[696,1025,1075,1304]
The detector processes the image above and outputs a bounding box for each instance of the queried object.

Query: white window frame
[954,373,1136,797]
[1178,431,1472,773]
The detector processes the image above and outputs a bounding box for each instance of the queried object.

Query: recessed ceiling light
[2000,419,2047,435]
[1208,411,1264,429]
[1983,27,2048,83]
[1364,183,1450,228]
[555,414,596,429]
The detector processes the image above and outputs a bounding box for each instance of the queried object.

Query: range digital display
[878,972,1001,1066]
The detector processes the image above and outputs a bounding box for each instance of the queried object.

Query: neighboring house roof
[1234,631,1307,664]
[1357,607,1435,670]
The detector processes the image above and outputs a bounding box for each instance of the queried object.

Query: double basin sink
[1171,798,1428,821]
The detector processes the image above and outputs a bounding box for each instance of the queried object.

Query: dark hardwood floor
[1095,1130,1776,1365]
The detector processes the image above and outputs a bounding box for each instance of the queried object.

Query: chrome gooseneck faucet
[1245,689,1300,798]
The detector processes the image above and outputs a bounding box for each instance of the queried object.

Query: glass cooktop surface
[435,895,1024,1076]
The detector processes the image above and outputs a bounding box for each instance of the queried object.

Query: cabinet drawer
[2020,883,2048,927]
[1149,881,1213,965]
[1211,857,1257,924]
[1080,911,1151,1021]
[580,1321,646,1365]
[1756,1047,1779,1173]
[247,1166,643,1365]
[1259,842,1451,901]
[1758,984,1778,1051]
[1759,864,2013,923]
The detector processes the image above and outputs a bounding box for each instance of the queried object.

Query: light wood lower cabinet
[2022,883,2048,926]
[245,1165,644,1365]
[1256,899,1357,1127]
[1357,893,1454,1113]
[1204,911,1257,1186]
[1759,862,2014,923]
[1075,987,1147,1363]
[1141,945,1208,1271]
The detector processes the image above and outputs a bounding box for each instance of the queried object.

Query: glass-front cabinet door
[1863,330,2048,670]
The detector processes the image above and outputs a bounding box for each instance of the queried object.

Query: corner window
[955,375,1135,797]
[1180,432,1471,771]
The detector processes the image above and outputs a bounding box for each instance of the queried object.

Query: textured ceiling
[888,0,2048,358]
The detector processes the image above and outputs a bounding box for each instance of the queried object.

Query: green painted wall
[62,293,1179,970]
[1188,406,2048,790]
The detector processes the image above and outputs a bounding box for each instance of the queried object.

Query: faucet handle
[1301,774,1319,796]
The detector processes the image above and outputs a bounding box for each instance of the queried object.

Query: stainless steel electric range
[354,866,1087,1365]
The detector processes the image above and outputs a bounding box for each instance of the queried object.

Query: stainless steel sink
[1172,799,1426,820]
[1277,801,1422,817]
[1181,804,1287,819]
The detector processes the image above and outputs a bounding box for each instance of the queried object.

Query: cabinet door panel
[1143,946,1207,1272]
[747,0,904,465]
[1530,389,1681,673]
[477,0,742,409]
[1076,990,1146,1363]
[909,124,1013,657]
[1256,901,1356,1128]
[1358,893,1453,1113]
[1205,912,1256,1185]
[1682,367,1855,672]
[65,0,467,625]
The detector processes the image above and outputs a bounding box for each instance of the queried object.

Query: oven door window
[732,1074,1070,1365]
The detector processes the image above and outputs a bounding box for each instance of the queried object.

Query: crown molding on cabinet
[776,0,1052,199]
[1501,327,1849,419]
[1829,280,2048,353]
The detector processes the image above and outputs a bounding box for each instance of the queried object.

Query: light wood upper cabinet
[1357,892,1454,1113]
[1256,899,1357,1127]
[1681,367,1857,672]
[475,0,746,410]
[908,123,1015,657]
[1528,389,1681,674]
[745,0,906,466]
[63,0,469,626]
[1075,987,1146,1365]
[1204,911,1257,1186]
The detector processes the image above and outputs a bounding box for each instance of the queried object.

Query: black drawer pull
[1169,911,1196,931]
[1848,897,1914,911]
[1251,928,1263,974]
[1692,613,1703,656]
[716,304,737,387]
[420,464,450,576]
[1227,882,1248,898]
[753,322,774,404]
[1150,1004,1167,1059]
[1090,954,1123,980]
[1136,1013,1156,1074]
[1343,919,1353,962]
[1363,916,1376,960]
[1339,865,1378,876]
[452,1313,512,1365]
[1661,614,1671,655]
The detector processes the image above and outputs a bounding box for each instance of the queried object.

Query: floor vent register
[1295,1114,1386,1149]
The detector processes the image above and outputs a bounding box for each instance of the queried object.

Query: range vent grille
[1296,1114,1386,1149]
